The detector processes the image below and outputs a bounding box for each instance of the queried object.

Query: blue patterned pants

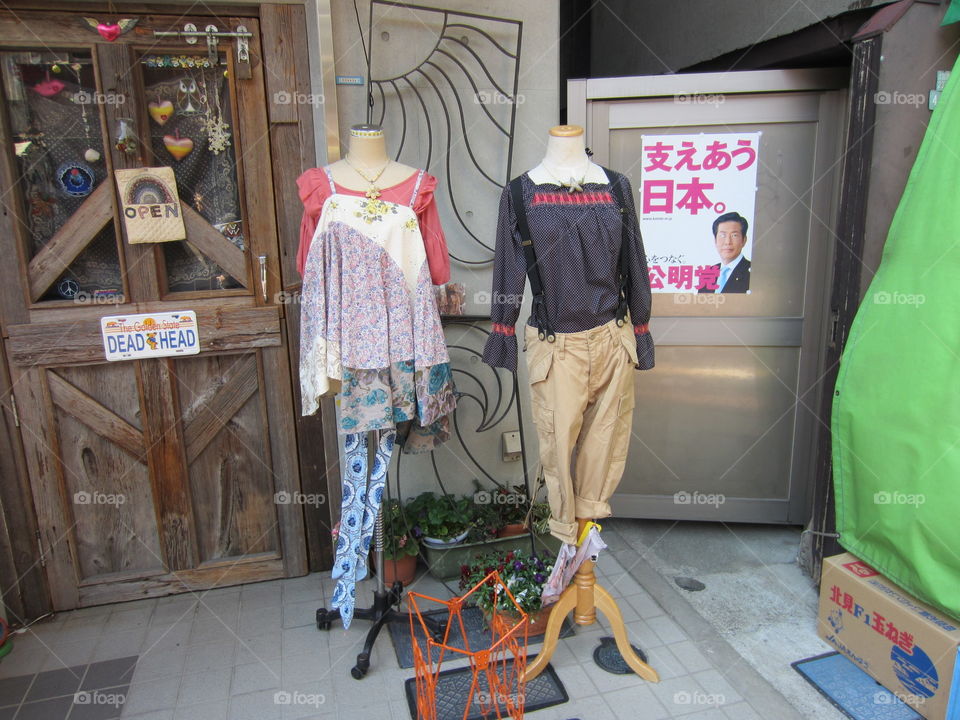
[330,429,395,628]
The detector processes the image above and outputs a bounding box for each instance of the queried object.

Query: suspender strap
[604,167,632,326]
[509,170,631,340]
[510,176,554,341]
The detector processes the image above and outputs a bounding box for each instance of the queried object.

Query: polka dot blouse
[482,170,655,373]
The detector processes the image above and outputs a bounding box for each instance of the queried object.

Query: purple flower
[513,560,524,571]
[412,525,423,538]
[534,573,545,583]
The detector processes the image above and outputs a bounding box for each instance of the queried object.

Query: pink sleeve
[296,168,331,278]
[414,174,451,285]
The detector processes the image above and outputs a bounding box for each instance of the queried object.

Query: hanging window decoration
[114,166,186,244]
[139,51,243,291]
[114,116,138,154]
[80,17,139,42]
[56,161,95,197]
[148,99,173,125]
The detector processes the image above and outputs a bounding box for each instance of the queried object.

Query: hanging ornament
[56,162,95,197]
[114,117,138,154]
[163,131,194,160]
[51,64,61,73]
[81,17,139,42]
[148,99,174,125]
[176,78,200,115]
[203,74,231,154]
[206,116,230,154]
[32,71,64,97]
[72,64,102,165]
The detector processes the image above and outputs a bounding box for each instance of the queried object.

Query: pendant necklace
[343,157,391,200]
[542,162,586,193]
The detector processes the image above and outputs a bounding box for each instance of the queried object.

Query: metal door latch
[258,255,268,303]
[154,23,252,76]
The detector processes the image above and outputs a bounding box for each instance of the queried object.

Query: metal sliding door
[569,70,846,524]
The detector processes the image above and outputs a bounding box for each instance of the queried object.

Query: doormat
[593,635,648,674]
[403,656,567,720]
[791,651,922,720]
[388,604,574,669]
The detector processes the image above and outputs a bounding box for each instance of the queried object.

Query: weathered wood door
[0,11,307,608]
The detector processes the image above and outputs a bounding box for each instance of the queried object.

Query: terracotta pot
[484,603,554,636]
[497,523,526,538]
[520,604,554,635]
[380,553,417,586]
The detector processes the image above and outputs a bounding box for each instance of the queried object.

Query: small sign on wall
[114,166,186,244]
[101,311,199,361]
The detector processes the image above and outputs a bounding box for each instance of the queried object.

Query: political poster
[638,132,761,294]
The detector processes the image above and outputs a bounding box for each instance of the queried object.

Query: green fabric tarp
[943,0,960,26]
[832,54,960,621]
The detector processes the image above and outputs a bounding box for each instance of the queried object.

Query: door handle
[258,254,268,303]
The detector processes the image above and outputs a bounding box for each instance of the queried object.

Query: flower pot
[521,604,554,635]
[422,532,560,580]
[422,529,470,548]
[379,553,417,586]
[483,604,554,636]
[497,523,526,538]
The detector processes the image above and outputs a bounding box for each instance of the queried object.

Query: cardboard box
[818,553,960,719]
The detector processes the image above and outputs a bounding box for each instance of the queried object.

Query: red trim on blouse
[530,191,614,206]
[492,323,516,336]
[634,323,650,335]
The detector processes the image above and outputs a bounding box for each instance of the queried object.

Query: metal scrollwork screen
[394,320,530,497]
[367,0,522,266]
[362,2,532,503]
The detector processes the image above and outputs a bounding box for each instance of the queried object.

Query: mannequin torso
[527,125,608,187]
[328,125,417,192]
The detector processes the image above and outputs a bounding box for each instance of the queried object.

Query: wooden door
[0,11,306,608]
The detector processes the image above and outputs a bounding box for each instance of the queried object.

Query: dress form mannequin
[302,120,454,673]
[516,124,659,684]
[527,124,608,189]
[328,124,417,192]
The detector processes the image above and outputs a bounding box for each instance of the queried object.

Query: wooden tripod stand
[523,519,659,682]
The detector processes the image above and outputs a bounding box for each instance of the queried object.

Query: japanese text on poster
[639,132,761,294]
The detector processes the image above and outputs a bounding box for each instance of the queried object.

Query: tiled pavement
[0,547,804,719]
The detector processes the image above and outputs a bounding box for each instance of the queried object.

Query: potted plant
[529,499,551,535]
[492,485,531,537]
[405,491,473,547]
[459,547,555,634]
[467,491,500,542]
[378,498,419,586]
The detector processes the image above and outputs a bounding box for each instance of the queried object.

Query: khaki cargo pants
[525,317,638,545]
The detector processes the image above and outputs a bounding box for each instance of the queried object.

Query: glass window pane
[1,50,122,301]
[140,53,246,293]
